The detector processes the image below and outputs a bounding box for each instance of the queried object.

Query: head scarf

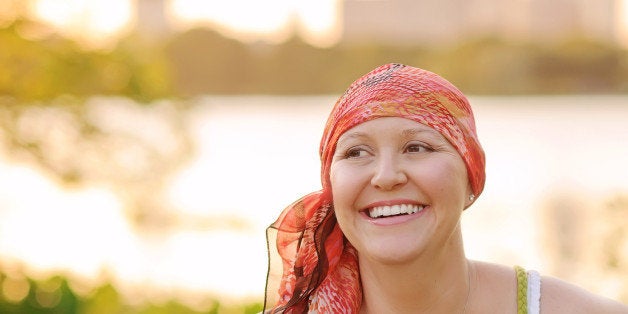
[264,63,485,313]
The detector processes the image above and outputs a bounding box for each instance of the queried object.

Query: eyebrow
[401,127,441,138]
[338,132,368,141]
[338,127,442,143]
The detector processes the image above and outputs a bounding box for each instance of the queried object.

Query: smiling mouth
[367,204,424,218]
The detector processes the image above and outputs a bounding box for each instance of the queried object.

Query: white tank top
[526,269,542,314]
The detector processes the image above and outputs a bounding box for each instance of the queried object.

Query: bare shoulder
[541,275,628,313]
[472,260,517,289]
[470,260,518,313]
[469,261,628,313]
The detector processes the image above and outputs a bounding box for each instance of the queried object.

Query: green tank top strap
[515,265,528,314]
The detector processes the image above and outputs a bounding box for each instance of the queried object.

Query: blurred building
[341,0,468,45]
[341,0,620,46]
[135,0,172,41]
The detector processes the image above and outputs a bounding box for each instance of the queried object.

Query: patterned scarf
[264,63,485,313]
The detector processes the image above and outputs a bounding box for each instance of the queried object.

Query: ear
[463,184,475,210]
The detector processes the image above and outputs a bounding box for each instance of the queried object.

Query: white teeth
[368,204,424,218]
[392,205,400,215]
[383,206,391,216]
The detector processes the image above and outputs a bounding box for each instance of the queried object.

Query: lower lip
[362,206,428,226]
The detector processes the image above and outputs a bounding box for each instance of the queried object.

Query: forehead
[337,117,442,141]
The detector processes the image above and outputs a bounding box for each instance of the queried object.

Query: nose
[370,153,407,190]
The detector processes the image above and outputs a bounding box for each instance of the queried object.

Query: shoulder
[540,275,628,313]
[470,261,518,313]
[470,261,628,313]
[472,260,516,286]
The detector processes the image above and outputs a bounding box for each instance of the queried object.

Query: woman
[264,63,628,313]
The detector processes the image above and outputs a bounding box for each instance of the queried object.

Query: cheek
[329,164,362,208]
[330,165,361,240]
[420,158,469,196]
[445,168,469,202]
[329,165,348,203]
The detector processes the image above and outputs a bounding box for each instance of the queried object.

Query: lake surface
[1,95,627,303]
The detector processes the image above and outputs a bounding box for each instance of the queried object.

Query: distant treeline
[2,18,627,102]
[167,29,628,97]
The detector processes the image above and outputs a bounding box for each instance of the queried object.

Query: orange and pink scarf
[265,63,485,313]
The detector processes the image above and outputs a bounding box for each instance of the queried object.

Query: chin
[360,243,424,265]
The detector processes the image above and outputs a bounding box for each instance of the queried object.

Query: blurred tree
[597,195,628,303]
[430,37,537,94]
[0,97,193,233]
[0,17,172,102]
[107,34,174,102]
[542,192,628,304]
[531,38,625,93]
[166,28,254,95]
[0,275,78,314]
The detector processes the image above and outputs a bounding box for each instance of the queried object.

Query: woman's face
[330,117,472,264]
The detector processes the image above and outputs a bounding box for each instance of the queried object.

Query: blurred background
[0,0,627,313]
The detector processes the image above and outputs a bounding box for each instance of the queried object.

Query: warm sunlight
[620,0,628,46]
[169,0,339,45]
[5,0,628,310]
[31,0,339,47]
[27,0,628,48]
[170,0,292,34]
[33,0,132,46]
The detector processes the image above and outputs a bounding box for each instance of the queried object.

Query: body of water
[1,95,627,304]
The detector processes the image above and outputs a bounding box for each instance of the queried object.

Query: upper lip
[362,199,424,211]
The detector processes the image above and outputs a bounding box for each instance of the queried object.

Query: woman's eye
[405,143,430,153]
[346,148,367,158]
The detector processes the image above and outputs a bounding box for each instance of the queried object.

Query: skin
[328,117,628,313]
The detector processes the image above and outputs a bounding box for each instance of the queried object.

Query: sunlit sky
[27,0,628,48]
[31,0,340,47]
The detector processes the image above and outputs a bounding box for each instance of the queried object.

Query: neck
[358,227,471,313]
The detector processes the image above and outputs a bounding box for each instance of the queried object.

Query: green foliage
[0,270,263,314]
[0,275,78,314]
[0,18,172,102]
